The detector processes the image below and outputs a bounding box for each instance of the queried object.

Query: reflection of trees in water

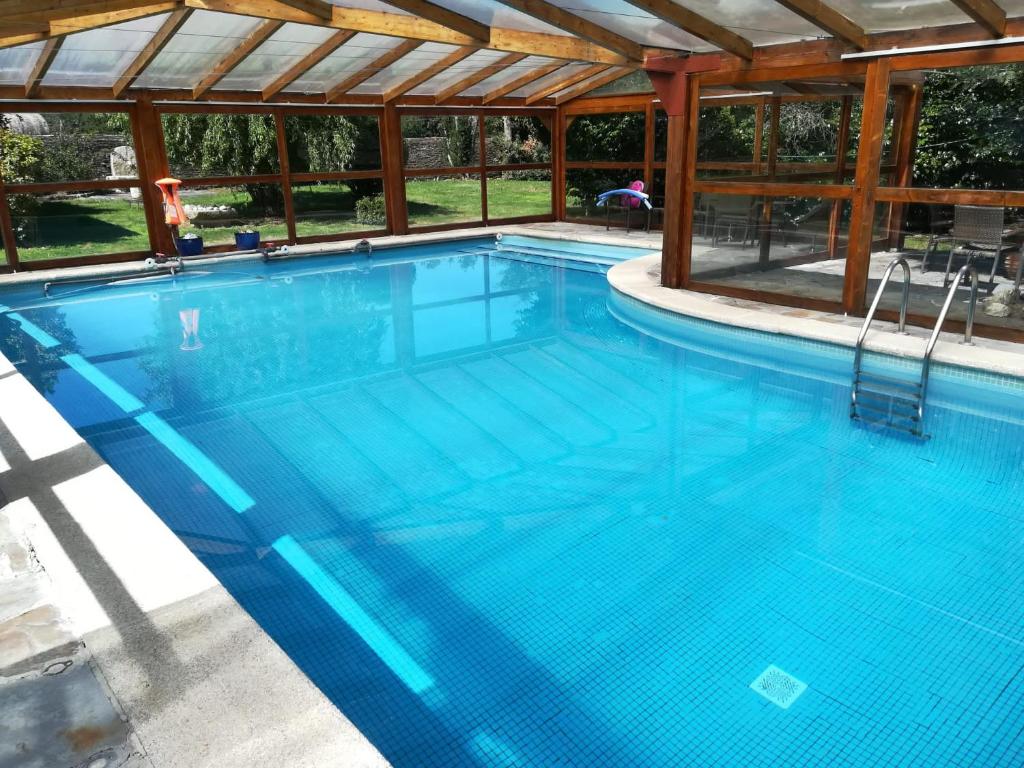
[1,310,79,394]
[494,259,554,337]
[136,274,390,408]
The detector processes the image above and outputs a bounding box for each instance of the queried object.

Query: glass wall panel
[690,192,850,304]
[872,201,1024,332]
[566,167,644,224]
[696,103,758,179]
[483,115,551,164]
[0,111,136,184]
[285,115,381,173]
[177,184,288,247]
[10,191,149,262]
[406,174,482,228]
[566,112,644,163]
[293,179,386,238]
[486,171,552,219]
[161,112,280,177]
[401,115,480,169]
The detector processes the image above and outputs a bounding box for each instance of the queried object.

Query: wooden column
[273,110,297,243]
[827,95,854,259]
[131,98,175,256]
[843,58,892,315]
[661,75,699,289]
[552,107,566,220]
[757,97,781,269]
[381,103,408,235]
[886,83,923,250]
[478,113,488,224]
[0,175,19,271]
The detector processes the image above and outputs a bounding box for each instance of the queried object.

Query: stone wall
[38,133,133,180]
[402,137,505,171]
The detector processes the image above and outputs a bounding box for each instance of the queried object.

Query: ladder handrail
[853,257,911,374]
[918,263,979,418]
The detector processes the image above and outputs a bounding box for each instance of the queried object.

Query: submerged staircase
[851,257,979,437]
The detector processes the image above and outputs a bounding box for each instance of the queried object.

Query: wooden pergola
[1,0,1023,336]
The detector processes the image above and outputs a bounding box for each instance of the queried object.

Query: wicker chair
[923,205,1014,288]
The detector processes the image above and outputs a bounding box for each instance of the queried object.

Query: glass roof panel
[422,0,571,35]
[288,33,404,93]
[215,22,337,92]
[460,56,559,97]
[1001,0,1024,15]
[509,63,592,98]
[549,68,620,100]
[349,42,459,94]
[407,49,510,96]
[670,0,825,47]
[134,11,263,90]
[827,0,970,33]
[42,15,167,88]
[542,0,703,50]
[0,42,44,86]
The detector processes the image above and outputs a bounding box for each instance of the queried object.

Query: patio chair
[923,205,1014,289]
[707,195,759,248]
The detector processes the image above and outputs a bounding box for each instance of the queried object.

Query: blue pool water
[2,236,1024,766]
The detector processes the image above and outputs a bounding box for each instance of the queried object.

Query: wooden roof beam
[112,7,192,97]
[524,63,608,105]
[1,2,180,49]
[193,19,282,98]
[326,39,421,102]
[492,0,646,61]
[433,52,527,103]
[771,0,869,49]
[276,0,332,20]
[621,0,754,60]
[553,65,632,104]
[378,0,491,41]
[262,29,355,98]
[481,60,564,103]
[382,46,478,102]
[25,37,63,98]
[948,0,1006,37]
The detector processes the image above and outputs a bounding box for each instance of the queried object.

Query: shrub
[356,194,386,226]
[0,126,43,241]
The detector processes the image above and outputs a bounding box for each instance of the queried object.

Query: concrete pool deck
[1,221,1023,768]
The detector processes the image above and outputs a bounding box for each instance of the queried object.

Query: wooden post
[661,75,699,289]
[132,98,175,256]
[381,103,408,235]
[273,110,297,243]
[843,58,892,315]
[552,106,566,220]
[0,175,19,271]
[886,83,923,250]
[757,96,781,269]
[827,95,854,259]
[478,113,488,224]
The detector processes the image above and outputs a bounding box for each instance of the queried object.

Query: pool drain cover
[750,665,806,709]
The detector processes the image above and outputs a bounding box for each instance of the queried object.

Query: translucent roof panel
[827,0,970,33]
[543,0,703,50]
[423,0,571,35]
[288,33,405,93]
[134,11,263,90]
[42,15,167,88]
[215,23,338,92]
[673,0,826,47]
[460,56,559,97]
[0,42,44,86]
[328,0,415,14]
[509,63,593,98]
[350,43,459,95]
[407,49,511,96]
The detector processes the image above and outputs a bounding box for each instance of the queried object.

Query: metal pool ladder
[851,257,979,437]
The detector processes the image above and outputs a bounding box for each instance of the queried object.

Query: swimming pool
[2,236,1023,766]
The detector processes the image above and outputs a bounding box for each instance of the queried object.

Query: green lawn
[10,178,553,262]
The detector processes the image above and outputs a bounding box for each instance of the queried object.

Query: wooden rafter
[112,7,192,97]
[262,29,356,98]
[25,37,64,98]
[524,63,608,105]
[553,65,632,104]
[326,39,421,102]
[492,0,646,61]
[193,19,283,98]
[621,0,753,60]
[276,0,332,20]
[771,0,868,49]
[378,0,490,41]
[948,0,1006,37]
[1,3,180,50]
[0,0,171,19]
[183,0,630,64]
[481,60,563,103]
[433,52,526,103]
[382,45,477,102]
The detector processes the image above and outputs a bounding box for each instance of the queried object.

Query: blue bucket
[235,232,261,251]
[176,236,203,257]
